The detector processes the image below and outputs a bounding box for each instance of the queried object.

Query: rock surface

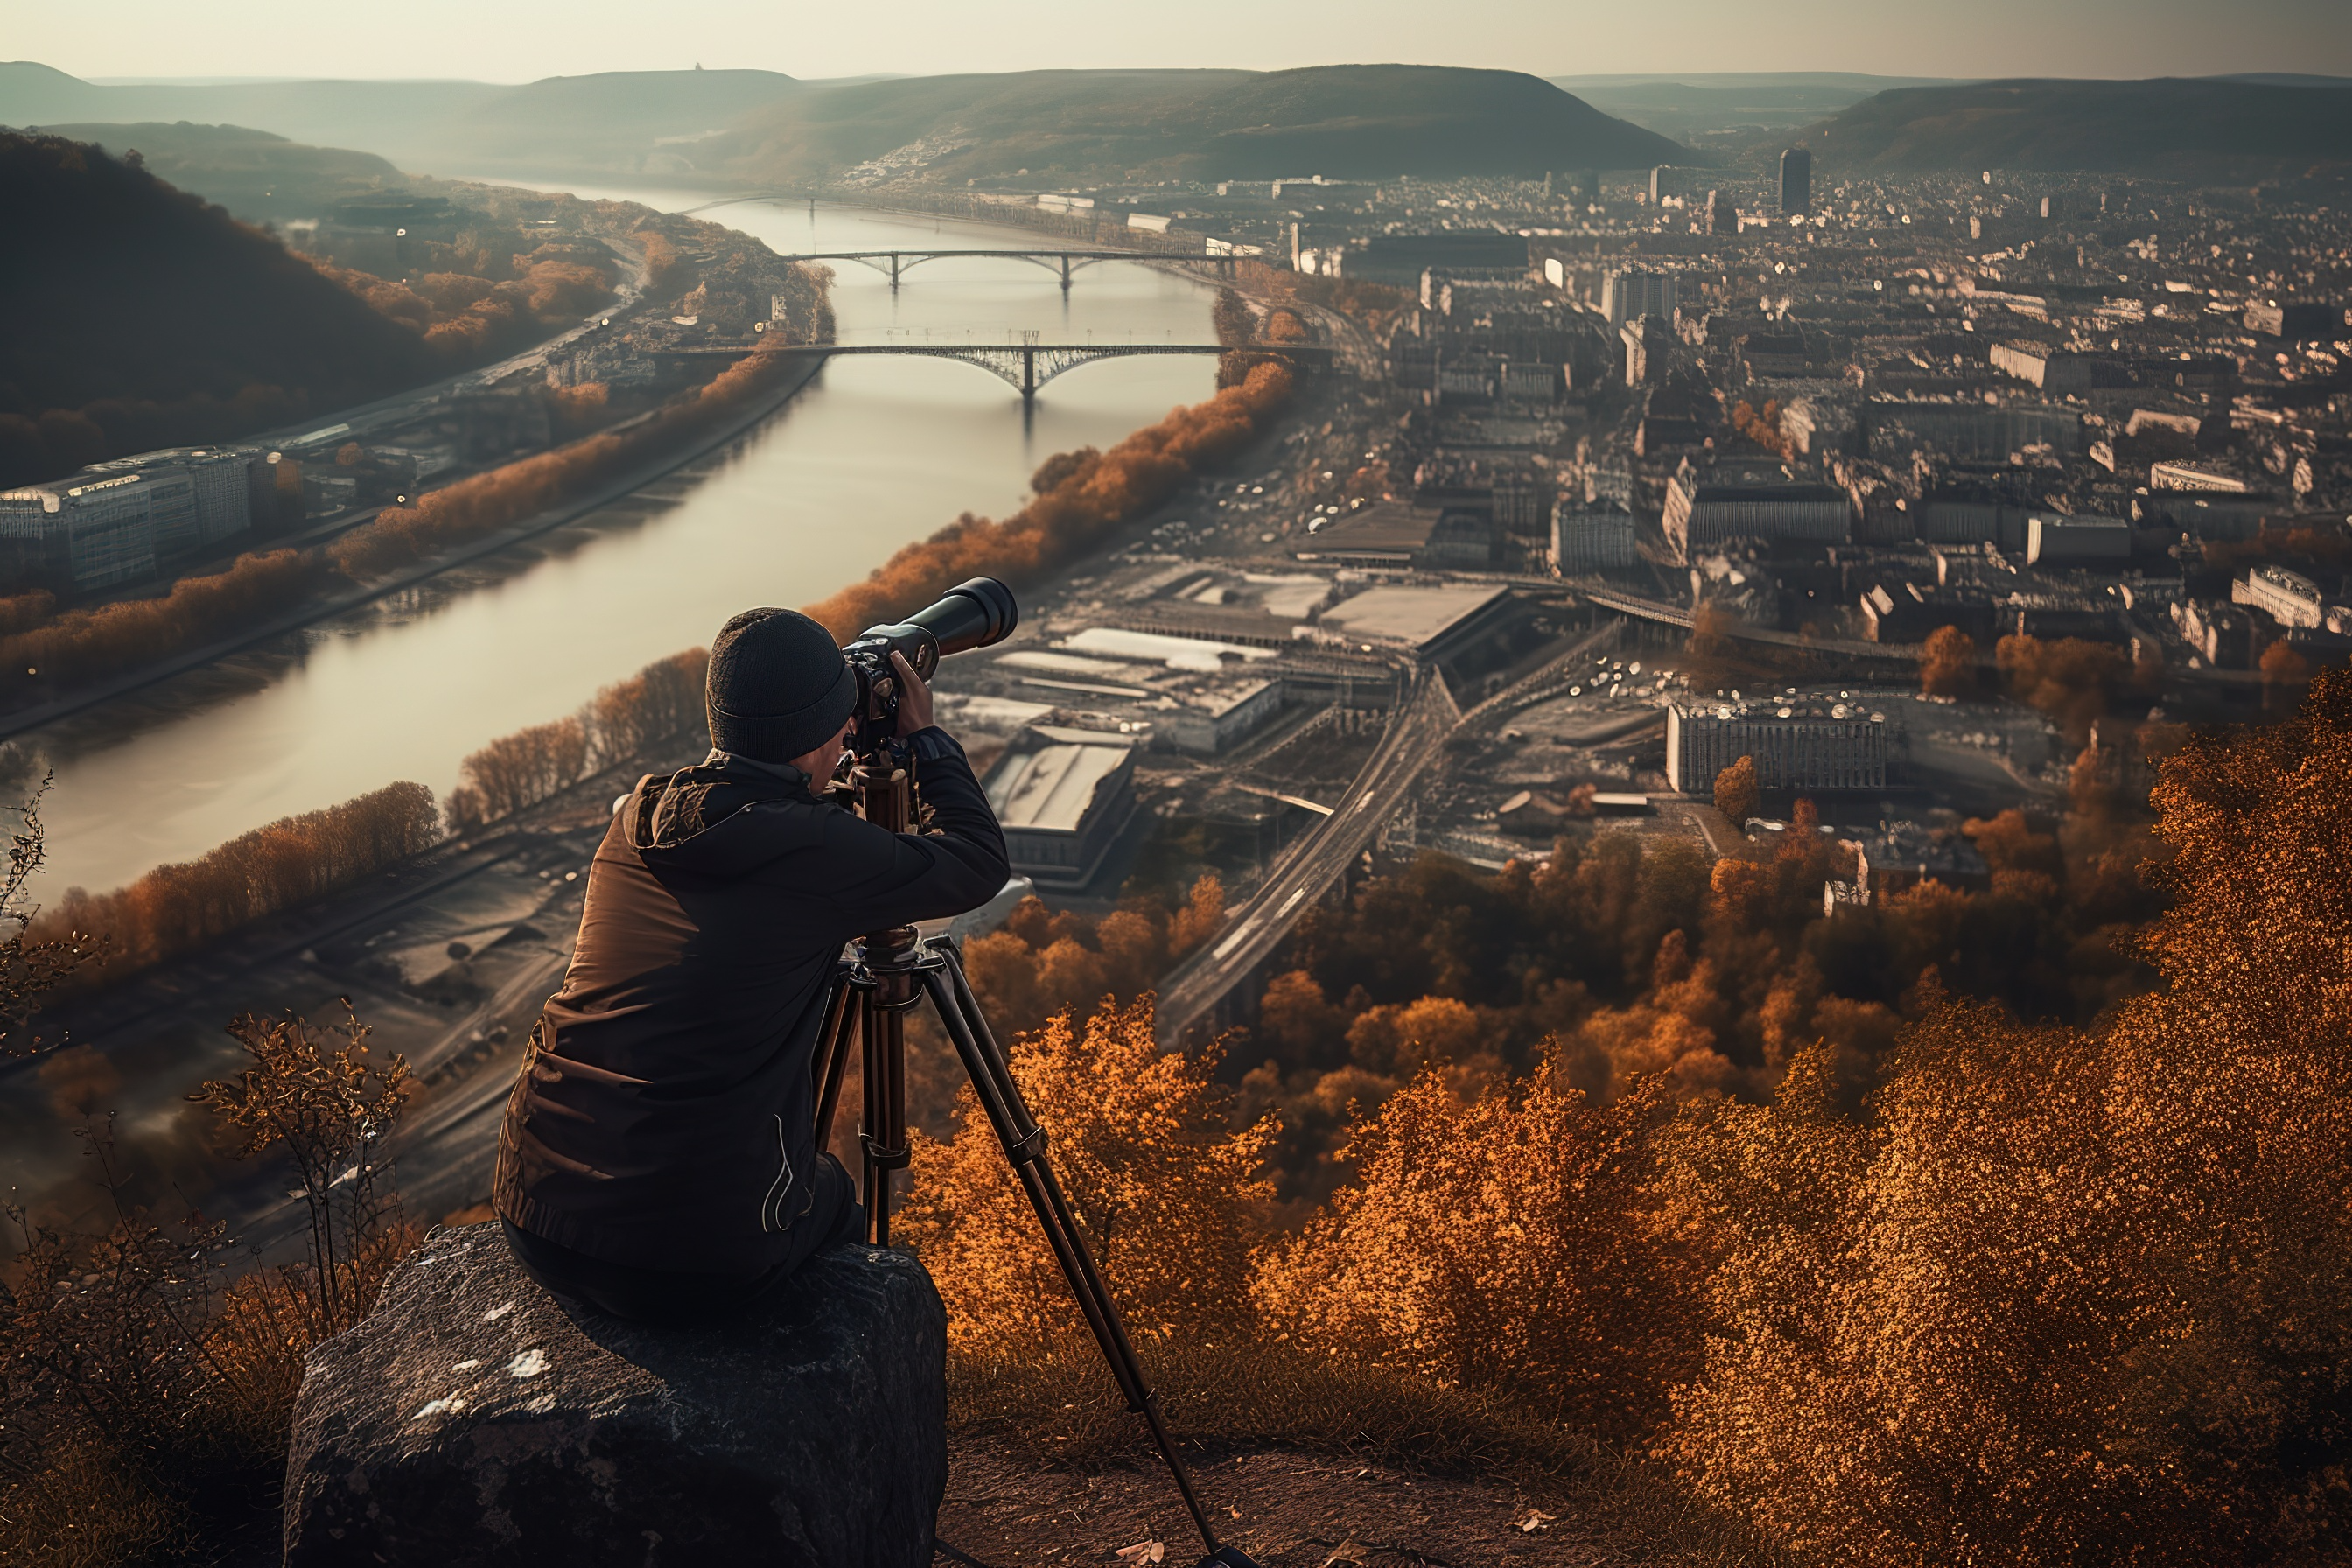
[282,1222,946,1567]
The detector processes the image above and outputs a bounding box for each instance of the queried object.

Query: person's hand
[891,650,935,738]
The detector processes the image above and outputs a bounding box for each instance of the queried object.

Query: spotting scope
[838,576,1018,744]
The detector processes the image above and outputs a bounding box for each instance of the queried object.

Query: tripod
[808,748,1256,1568]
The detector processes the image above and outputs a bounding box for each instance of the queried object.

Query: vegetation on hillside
[1808,77,2352,176]
[706,66,1687,186]
[0,132,439,488]
[31,121,402,222]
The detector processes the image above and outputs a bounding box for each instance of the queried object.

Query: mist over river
[27,193,1218,899]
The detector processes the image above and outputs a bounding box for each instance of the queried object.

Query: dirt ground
[937,1442,1685,1568]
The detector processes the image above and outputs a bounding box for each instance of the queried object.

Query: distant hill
[1549,73,1950,140]
[33,122,402,221]
[3,61,1685,186]
[708,66,1688,185]
[1807,77,2352,176]
[0,130,438,487]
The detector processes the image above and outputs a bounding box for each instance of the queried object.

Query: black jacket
[494,727,1009,1273]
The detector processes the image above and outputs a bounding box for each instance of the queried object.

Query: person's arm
[816,724,1010,931]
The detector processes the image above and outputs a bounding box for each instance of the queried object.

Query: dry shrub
[899,995,1274,1349]
[38,780,438,987]
[4,1008,420,1564]
[802,360,1293,641]
[1258,1064,1698,1443]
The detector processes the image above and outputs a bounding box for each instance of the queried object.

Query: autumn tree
[899,997,1274,1347]
[1997,633,2124,744]
[1257,1063,1696,1440]
[444,717,588,830]
[1713,754,1760,824]
[1661,667,2352,1564]
[1917,624,1975,697]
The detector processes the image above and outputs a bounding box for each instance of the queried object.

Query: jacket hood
[625,754,817,877]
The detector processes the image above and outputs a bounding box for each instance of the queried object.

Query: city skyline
[13,0,2351,90]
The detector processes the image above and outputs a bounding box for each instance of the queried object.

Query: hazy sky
[17,0,2351,84]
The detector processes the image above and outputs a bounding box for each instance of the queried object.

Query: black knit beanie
[705,607,857,764]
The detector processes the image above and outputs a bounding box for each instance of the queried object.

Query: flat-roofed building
[1667,700,1889,794]
[982,743,1138,890]
[2234,564,2326,628]
[1293,501,1496,570]
[1318,584,1513,659]
[1159,676,1284,755]
[1662,472,1850,561]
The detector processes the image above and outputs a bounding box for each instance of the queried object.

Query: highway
[1153,662,1461,1045]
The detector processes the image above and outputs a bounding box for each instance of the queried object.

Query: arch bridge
[789,248,1237,290]
[660,341,1329,399]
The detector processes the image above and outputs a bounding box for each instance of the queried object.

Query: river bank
[20,195,1224,900]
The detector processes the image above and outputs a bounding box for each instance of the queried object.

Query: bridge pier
[887,253,903,290]
[1020,348,1037,402]
[1057,256,1073,292]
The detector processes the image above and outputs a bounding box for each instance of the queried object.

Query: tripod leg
[861,986,910,1245]
[919,954,1230,1563]
[812,969,858,1159]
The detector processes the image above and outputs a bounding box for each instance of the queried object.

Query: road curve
[1154,664,1461,1046]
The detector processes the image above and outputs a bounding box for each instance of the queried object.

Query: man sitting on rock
[494,606,1010,1326]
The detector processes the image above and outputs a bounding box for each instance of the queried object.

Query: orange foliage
[1712,754,1759,823]
[331,343,805,579]
[802,362,1292,640]
[444,647,712,832]
[899,996,1273,1347]
[960,877,1224,1040]
[1730,398,1798,460]
[0,550,325,690]
[1997,632,2124,744]
[1258,1064,1693,1440]
[1918,623,1976,696]
[37,782,438,986]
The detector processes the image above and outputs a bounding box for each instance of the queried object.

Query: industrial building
[1667,701,1889,794]
[1662,471,1851,560]
[1550,503,1640,571]
[2025,514,2131,565]
[981,742,1138,890]
[1293,500,1497,570]
[0,446,263,592]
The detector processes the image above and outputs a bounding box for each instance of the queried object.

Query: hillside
[709,66,1688,186]
[1550,72,1948,140]
[33,121,401,220]
[2,61,1686,187]
[0,131,438,487]
[1808,76,2352,175]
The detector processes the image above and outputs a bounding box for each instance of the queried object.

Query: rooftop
[1319,584,1510,649]
[984,745,1132,834]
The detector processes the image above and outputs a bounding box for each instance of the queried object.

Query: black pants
[501,1152,864,1328]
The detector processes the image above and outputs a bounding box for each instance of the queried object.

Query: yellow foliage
[898,997,1275,1348]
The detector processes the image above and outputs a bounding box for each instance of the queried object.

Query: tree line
[443,648,709,834]
[907,665,2352,1566]
[32,782,439,988]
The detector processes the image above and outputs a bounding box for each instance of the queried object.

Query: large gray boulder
[282,1223,946,1567]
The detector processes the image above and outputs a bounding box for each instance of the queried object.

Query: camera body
[839,576,1019,751]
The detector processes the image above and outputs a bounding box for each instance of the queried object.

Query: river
[26,192,1219,899]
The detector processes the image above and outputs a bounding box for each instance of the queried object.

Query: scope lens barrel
[905,577,1019,657]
